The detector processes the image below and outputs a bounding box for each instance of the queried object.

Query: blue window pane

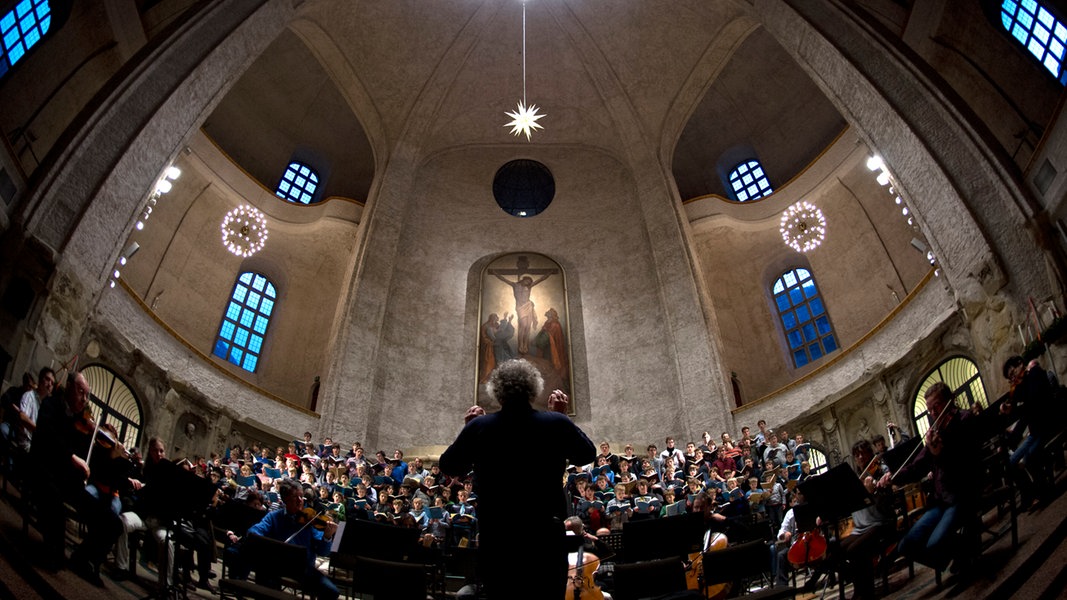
[809,343,823,360]
[15,0,30,18]
[39,14,48,33]
[802,280,817,298]
[815,316,831,335]
[823,335,838,353]
[796,305,810,323]
[784,271,797,287]
[793,350,809,368]
[802,323,817,342]
[789,287,804,306]
[788,330,804,349]
[1015,23,1030,42]
[1023,0,1038,13]
[810,297,825,316]
[775,294,790,312]
[276,161,320,204]
[215,271,276,373]
[782,311,797,330]
[773,280,784,294]
[1,13,15,32]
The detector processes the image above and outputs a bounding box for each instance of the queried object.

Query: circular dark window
[492,159,555,217]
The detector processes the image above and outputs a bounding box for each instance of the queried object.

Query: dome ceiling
[203,0,844,205]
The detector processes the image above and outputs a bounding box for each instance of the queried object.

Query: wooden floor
[0,475,1062,600]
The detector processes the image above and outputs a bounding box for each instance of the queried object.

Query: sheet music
[330,521,346,553]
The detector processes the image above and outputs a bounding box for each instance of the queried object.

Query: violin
[686,530,730,599]
[75,409,130,460]
[565,546,604,600]
[294,506,334,532]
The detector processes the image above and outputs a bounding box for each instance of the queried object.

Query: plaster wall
[362,145,693,448]
[692,139,932,400]
[118,145,359,406]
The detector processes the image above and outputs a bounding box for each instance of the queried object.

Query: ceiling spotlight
[866,155,884,171]
[165,166,182,180]
[155,179,172,194]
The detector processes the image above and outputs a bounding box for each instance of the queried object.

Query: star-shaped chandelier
[504,0,545,140]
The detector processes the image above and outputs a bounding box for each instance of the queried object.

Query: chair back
[612,556,688,600]
[240,533,307,582]
[701,539,769,584]
[351,556,428,600]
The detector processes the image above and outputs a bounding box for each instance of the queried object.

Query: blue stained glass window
[275,161,320,204]
[1002,0,1067,82]
[773,268,839,368]
[0,0,51,76]
[212,271,277,373]
[727,159,773,202]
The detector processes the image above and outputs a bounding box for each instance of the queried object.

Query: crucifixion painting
[477,253,573,413]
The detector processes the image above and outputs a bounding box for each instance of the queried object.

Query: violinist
[226,477,339,600]
[840,439,895,600]
[891,381,983,573]
[29,372,124,585]
[1003,355,1057,509]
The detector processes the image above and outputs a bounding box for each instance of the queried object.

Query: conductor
[440,359,595,599]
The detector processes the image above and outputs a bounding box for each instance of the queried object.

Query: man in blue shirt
[226,478,339,600]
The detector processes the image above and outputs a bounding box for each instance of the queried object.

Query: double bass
[686,529,730,599]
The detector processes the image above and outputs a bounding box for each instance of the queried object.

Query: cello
[686,529,730,599]
[565,545,604,600]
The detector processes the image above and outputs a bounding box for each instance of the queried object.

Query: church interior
[1,0,1066,598]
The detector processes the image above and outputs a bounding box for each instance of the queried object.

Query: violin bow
[890,396,956,481]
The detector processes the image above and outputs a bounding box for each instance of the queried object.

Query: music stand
[797,464,869,524]
[140,461,219,599]
[881,437,922,475]
[621,512,704,563]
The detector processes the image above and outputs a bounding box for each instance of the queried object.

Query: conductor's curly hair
[486,359,544,407]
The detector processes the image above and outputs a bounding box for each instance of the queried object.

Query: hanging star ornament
[504,100,546,141]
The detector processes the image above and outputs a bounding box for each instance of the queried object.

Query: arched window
[275,161,320,204]
[80,365,143,449]
[805,444,830,476]
[1000,0,1067,84]
[212,272,277,373]
[728,159,773,202]
[1,0,52,79]
[772,268,838,368]
[911,356,989,439]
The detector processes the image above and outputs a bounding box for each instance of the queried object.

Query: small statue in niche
[185,421,196,439]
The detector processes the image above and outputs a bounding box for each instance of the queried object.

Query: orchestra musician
[224,478,339,600]
[841,439,895,600]
[29,372,127,584]
[1003,355,1058,509]
[888,381,983,572]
